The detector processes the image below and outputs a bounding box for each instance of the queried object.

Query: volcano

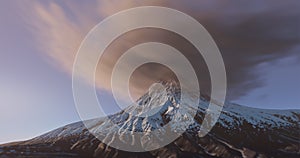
[0,84,299,158]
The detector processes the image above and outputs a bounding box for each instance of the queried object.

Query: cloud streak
[20,0,300,101]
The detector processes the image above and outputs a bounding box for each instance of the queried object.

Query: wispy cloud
[25,2,90,73]
[19,0,300,101]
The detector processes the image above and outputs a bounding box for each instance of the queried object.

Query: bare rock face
[1,84,299,158]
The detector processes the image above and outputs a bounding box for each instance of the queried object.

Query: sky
[0,0,299,144]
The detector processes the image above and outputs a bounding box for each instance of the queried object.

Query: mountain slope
[0,85,299,158]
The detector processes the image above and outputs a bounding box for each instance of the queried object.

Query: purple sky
[0,1,299,144]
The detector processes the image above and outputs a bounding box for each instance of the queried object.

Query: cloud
[21,1,96,73]
[20,0,300,101]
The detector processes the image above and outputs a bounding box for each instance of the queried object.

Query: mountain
[0,84,299,158]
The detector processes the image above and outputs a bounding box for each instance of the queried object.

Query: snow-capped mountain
[0,83,299,158]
